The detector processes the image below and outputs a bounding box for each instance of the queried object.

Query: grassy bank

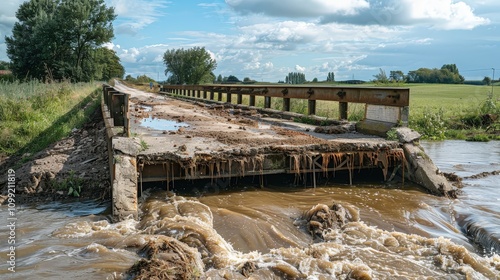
[407,84,499,140]
[0,81,101,157]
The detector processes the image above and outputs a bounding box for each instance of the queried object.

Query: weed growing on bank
[0,80,101,156]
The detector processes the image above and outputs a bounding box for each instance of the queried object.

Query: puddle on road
[139,105,153,112]
[140,117,189,131]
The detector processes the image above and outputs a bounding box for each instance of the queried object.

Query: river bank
[0,106,110,204]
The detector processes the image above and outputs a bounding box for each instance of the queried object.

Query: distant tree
[407,64,464,84]
[286,72,306,84]
[373,68,389,83]
[389,70,405,82]
[163,47,217,84]
[0,61,9,70]
[483,76,492,85]
[243,77,256,84]
[312,77,318,83]
[6,0,116,81]
[216,74,223,83]
[225,75,240,83]
[136,75,155,83]
[326,72,335,82]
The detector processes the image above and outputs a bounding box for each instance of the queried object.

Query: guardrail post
[264,96,271,108]
[218,89,223,101]
[227,90,232,103]
[111,92,126,126]
[197,89,201,98]
[308,100,316,115]
[203,89,207,99]
[249,95,256,106]
[210,89,214,100]
[283,98,290,111]
[339,102,348,120]
[237,93,243,104]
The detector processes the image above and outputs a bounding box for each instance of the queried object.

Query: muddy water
[1,141,499,279]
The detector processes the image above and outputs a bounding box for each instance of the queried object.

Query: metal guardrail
[160,84,410,122]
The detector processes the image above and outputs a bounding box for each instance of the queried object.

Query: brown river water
[1,140,499,279]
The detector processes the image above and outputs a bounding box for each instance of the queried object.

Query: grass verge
[0,80,101,158]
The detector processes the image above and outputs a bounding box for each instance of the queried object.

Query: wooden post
[111,93,125,126]
[218,90,223,101]
[308,100,316,115]
[249,95,256,106]
[227,91,232,103]
[264,96,271,108]
[283,98,290,111]
[339,102,348,120]
[210,89,215,100]
[237,93,242,104]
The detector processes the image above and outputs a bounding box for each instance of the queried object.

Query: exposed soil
[0,107,110,204]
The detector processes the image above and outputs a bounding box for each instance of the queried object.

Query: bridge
[102,82,453,221]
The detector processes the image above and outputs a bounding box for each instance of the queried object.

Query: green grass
[406,84,498,140]
[0,80,101,156]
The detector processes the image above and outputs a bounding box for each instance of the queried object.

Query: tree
[483,76,492,86]
[286,72,306,84]
[216,74,223,83]
[326,72,335,82]
[6,0,117,82]
[163,47,217,84]
[226,75,240,83]
[406,65,464,84]
[0,61,9,70]
[373,68,388,83]
[312,77,318,83]
[92,48,125,81]
[389,70,405,82]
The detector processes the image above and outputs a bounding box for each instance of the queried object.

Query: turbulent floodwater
[0,141,499,279]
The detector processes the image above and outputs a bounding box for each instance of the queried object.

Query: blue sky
[1,0,499,82]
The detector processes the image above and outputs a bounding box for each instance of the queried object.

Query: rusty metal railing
[160,84,409,123]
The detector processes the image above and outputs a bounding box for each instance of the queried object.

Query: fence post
[283,98,290,111]
[249,95,256,106]
[308,100,316,115]
[339,102,348,120]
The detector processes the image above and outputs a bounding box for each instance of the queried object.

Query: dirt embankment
[0,108,110,204]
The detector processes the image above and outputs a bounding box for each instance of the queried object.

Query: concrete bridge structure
[101,82,454,221]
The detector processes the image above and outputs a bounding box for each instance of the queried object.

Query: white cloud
[407,0,490,30]
[226,0,370,17]
[295,65,306,72]
[106,0,169,35]
[0,0,26,60]
[318,0,490,30]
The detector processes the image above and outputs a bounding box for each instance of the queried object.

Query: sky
[1,0,499,82]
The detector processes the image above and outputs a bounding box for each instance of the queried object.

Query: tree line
[5,0,124,82]
[374,64,466,84]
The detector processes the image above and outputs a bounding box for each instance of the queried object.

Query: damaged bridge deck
[117,82,405,182]
[103,82,452,221]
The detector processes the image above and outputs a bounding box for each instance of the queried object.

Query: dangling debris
[127,236,204,280]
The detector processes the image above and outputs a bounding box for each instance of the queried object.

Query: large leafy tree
[5,0,117,82]
[163,47,217,84]
[92,47,125,81]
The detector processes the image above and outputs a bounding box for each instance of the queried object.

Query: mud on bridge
[102,82,455,221]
